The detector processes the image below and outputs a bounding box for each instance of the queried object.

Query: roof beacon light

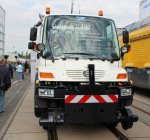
[46,7,51,14]
[98,10,103,16]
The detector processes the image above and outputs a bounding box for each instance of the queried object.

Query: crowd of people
[0,56,30,113]
[7,60,30,81]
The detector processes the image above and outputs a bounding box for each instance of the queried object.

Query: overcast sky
[0,0,140,54]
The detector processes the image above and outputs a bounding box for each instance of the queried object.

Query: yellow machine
[118,17,150,89]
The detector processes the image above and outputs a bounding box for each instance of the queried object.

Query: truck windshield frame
[42,15,120,60]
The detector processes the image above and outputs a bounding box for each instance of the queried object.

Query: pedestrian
[24,61,29,73]
[0,56,11,113]
[22,63,25,80]
[16,62,24,81]
[6,61,14,79]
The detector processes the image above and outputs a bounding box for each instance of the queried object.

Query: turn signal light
[40,72,54,78]
[117,73,127,79]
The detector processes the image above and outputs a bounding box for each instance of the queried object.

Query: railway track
[131,88,150,126]
[131,101,150,116]
[42,88,150,140]
[130,105,150,127]
[110,128,128,140]
[46,124,129,140]
[2,85,150,140]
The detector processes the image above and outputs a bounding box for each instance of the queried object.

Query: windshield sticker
[53,24,90,31]
[76,16,87,21]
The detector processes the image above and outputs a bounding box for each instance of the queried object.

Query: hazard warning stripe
[78,95,91,103]
[65,95,118,104]
[108,95,118,103]
[70,95,84,103]
[101,95,114,103]
[65,95,76,103]
[93,95,106,103]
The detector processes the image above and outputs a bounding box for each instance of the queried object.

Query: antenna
[71,0,74,14]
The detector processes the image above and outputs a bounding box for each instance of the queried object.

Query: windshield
[42,15,120,60]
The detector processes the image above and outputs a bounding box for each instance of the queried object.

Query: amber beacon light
[98,10,103,16]
[46,7,51,14]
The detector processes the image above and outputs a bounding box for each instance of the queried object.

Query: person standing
[24,61,29,73]
[6,61,14,79]
[22,63,25,80]
[16,62,24,81]
[0,57,11,113]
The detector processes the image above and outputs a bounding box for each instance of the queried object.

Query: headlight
[121,46,128,54]
[37,43,45,51]
[38,89,54,97]
[120,88,132,96]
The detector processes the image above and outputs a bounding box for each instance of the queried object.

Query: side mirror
[28,42,36,50]
[30,27,37,41]
[123,30,129,44]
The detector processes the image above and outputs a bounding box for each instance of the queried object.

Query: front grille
[66,70,105,80]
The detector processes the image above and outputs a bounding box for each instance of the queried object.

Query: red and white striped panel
[65,95,118,104]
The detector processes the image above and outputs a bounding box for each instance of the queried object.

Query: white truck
[28,9,138,131]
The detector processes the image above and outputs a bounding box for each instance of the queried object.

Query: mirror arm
[37,53,42,59]
[121,52,124,59]
[34,21,42,27]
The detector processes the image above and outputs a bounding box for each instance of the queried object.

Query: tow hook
[39,112,64,128]
[117,108,138,130]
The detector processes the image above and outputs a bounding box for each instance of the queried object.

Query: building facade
[0,5,5,56]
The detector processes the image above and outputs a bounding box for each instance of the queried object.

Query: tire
[43,126,48,130]
[34,107,41,117]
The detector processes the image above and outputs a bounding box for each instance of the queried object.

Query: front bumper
[35,84,133,123]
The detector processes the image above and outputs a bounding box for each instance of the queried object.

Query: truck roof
[44,14,114,22]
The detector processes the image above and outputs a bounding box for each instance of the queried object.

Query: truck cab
[28,12,138,130]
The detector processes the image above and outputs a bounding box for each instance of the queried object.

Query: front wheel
[34,107,41,117]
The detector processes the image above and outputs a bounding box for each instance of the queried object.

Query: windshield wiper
[62,52,96,56]
[62,53,104,60]
[90,56,116,63]
[63,53,106,61]
[62,53,118,63]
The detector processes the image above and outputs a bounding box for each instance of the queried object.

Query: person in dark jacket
[6,61,14,79]
[0,56,11,113]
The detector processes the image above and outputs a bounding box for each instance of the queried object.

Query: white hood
[38,59,127,82]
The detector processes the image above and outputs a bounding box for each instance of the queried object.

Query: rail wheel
[108,122,118,128]
[121,108,133,130]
